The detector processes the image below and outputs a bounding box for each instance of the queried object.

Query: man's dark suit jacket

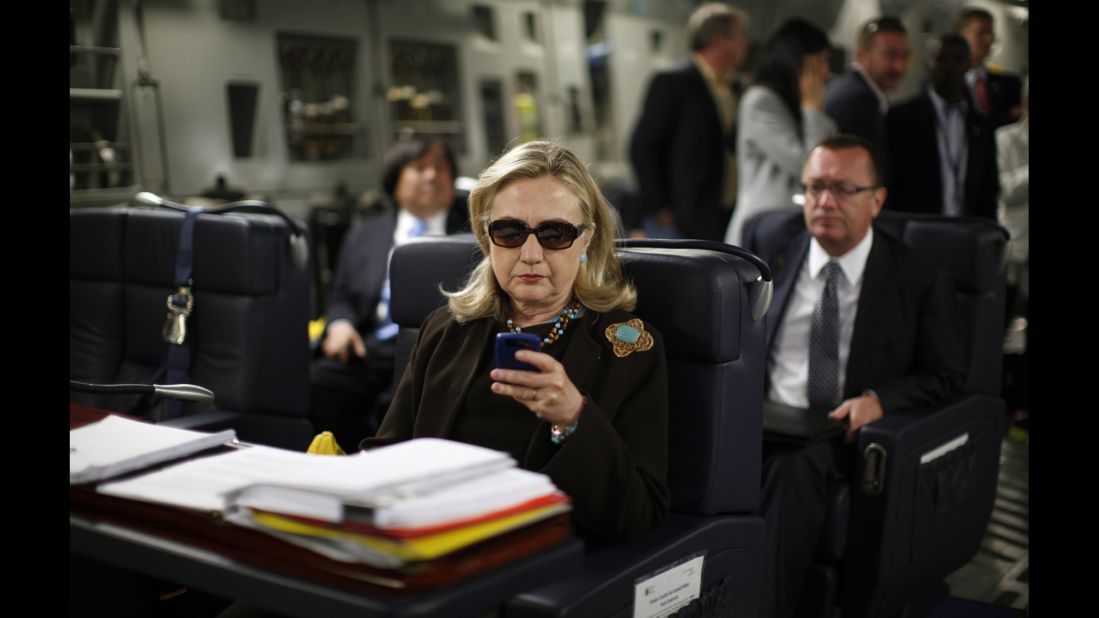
[320,199,469,369]
[366,306,670,543]
[825,69,888,159]
[885,90,999,220]
[746,214,966,413]
[984,70,1023,129]
[629,61,733,241]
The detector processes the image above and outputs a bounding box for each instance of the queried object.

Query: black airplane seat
[70,193,313,450]
[386,235,773,617]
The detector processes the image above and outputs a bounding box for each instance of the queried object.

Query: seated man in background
[310,138,469,450]
[751,135,965,618]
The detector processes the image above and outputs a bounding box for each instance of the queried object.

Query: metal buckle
[162,285,194,345]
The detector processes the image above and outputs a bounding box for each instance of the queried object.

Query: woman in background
[725,17,837,246]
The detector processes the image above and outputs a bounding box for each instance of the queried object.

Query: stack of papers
[96,438,571,568]
[70,415,236,484]
[224,439,570,567]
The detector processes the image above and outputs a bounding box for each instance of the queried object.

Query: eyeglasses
[801,181,880,200]
[487,219,586,250]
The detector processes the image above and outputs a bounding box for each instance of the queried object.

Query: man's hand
[322,320,366,364]
[827,393,884,442]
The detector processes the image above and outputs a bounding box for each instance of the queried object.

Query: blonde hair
[445,140,637,322]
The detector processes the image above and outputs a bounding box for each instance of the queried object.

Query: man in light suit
[629,2,749,241]
[743,134,965,618]
[825,16,910,157]
[885,33,999,219]
[310,138,469,449]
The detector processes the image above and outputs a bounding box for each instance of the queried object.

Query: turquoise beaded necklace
[505,301,584,347]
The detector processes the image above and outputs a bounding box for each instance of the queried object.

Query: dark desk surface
[70,404,584,618]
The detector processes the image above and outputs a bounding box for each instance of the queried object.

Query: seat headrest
[745,209,1008,295]
[875,212,1007,294]
[389,235,769,363]
[619,247,754,362]
[390,234,482,325]
[70,207,297,295]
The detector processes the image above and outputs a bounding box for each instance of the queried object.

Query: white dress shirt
[373,209,450,327]
[927,87,969,216]
[768,228,874,408]
[393,208,448,245]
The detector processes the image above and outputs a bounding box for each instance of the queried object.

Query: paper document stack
[223,438,571,568]
[70,415,236,485]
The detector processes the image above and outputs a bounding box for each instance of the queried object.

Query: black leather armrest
[506,513,765,618]
[842,395,1004,617]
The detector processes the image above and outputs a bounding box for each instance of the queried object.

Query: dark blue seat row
[69,205,313,450]
[69,204,1007,617]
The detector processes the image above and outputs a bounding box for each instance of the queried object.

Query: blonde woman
[366,141,669,543]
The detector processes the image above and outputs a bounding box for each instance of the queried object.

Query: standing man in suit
[885,33,999,219]
[956,6,1023,129]
[629,2,750,241]
[824,16,910,157]
[745,135,965,618]
[310,138,470,450]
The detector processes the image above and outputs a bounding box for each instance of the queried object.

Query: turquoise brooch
[605,319,654,357]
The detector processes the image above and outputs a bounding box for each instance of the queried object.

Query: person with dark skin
[885,34,998,219]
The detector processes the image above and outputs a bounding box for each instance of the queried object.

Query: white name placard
[632,553,706,618]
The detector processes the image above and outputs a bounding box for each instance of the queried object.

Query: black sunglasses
[487,219,586,250]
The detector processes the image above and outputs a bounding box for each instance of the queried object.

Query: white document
[97,444,295,512]
[70,415,236,485]
[227,438,517,522]
[366,467,558,528]
[98,438,519,520]
[633,553,706,618]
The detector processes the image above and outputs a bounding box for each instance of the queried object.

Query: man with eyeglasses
[825,16,910,157]
[746,134,965,618]
[884,33,999,219]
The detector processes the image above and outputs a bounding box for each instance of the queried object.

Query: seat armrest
[858,394,1000,445]
[842,395,1004,617]
[507,513,765,618]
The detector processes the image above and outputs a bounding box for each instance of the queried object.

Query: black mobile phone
[495,333,541,371]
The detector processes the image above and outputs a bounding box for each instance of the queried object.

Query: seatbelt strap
[159,207,203,419]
